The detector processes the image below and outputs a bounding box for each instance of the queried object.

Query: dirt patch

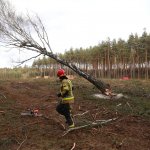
[0,80,150,150]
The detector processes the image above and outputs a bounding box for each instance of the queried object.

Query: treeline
[0,31,149,80]
[32,31,150,79]
[0,67,37,80]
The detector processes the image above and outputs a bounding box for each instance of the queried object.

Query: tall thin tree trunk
[145,49,148,79]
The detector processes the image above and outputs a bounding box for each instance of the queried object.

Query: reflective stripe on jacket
[60,79,74,103]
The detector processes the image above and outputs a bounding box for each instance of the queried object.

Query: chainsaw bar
[21,112,43,116]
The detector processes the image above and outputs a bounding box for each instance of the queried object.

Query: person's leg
[56,103,65,115]
[63,103,74,127]
[56,103,74,127]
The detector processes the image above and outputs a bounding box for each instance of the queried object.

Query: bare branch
[0,111,5,113]
[36,15,53,52]
[73,111,89,117]
[0,93,7,102]
[15,53,41,67]
[70,143,76,150]
[17,135,27,150]
[62,118,117,136]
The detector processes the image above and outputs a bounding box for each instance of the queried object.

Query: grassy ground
[0,78,150,150]
[73,78,150,117]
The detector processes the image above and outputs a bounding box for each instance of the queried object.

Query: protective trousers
[56,103,74,126]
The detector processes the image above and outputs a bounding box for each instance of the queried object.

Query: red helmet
[57,69,65,77]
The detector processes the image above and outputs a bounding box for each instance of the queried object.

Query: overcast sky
[0,0,150,68]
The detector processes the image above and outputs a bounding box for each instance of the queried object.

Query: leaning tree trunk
[0,0,111,95]
[39,49,110,94]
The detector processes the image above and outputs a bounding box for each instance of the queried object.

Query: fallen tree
[0,0,112,96]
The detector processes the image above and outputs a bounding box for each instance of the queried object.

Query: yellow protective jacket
[60,78,74,103]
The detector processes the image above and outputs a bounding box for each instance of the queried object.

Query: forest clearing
[0,78,149,150]
[0,0,150,149]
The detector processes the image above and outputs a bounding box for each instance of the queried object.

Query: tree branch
[17,135,27,150]
[15,53,41,67]
[70,143,76,150]
[62,118,117,136]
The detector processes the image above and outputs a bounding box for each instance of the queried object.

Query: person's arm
[57,93,61,97]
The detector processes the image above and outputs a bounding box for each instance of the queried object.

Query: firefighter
[56,69,75,128]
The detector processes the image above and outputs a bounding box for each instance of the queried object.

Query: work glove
[61,91,69,98]
[57,93,61,97]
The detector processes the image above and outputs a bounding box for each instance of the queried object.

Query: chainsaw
[21,108,42,117]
